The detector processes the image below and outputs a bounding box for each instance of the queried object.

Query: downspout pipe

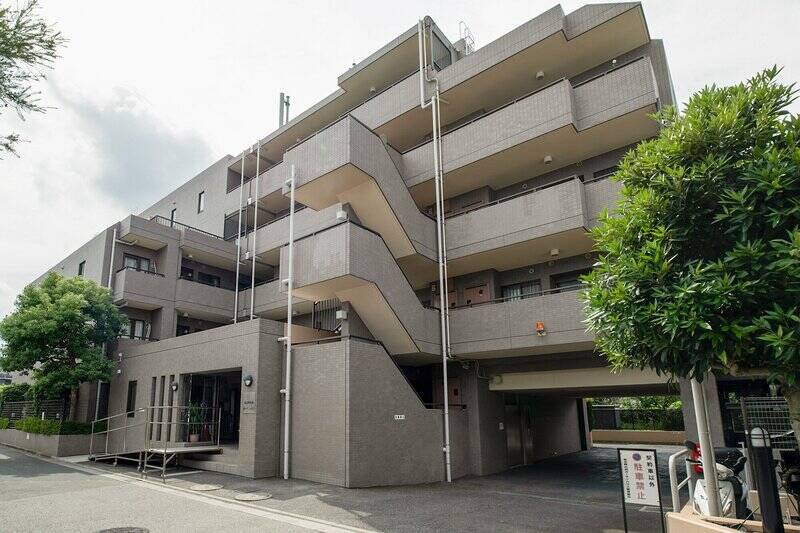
[420,18,452,483]
[250,143,260,319]
[233,151,246,323]
[281,164,296,480]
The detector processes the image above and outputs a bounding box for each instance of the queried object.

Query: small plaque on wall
[242,391,256,414]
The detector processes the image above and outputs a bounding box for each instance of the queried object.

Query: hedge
[0,418,9,429]
[11,417,105,435]
[0,383,32,410]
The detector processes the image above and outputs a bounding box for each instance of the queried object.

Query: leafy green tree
[582,67,800,446]
[0,0,65,156]
[0,272,124,420]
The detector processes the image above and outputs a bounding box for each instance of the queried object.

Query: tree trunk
[784,387,800,452]
[68,387,79,422]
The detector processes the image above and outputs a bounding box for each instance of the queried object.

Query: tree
[0,272,124,420]
[0,0,65,156]
[582,67,800,446]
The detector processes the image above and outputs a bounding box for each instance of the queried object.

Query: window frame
[197,191,206,213]
[126,380,138,417]
[77,261,86,276]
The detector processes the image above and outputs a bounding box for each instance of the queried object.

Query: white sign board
[619,449,660,507]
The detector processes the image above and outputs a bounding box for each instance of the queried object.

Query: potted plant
[188,403,203,443]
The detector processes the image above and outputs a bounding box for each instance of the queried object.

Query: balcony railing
[117,334,159,342]
[116,266,165,278]
[150,215,224,241]
[444,174,583,220]
[444,284,584,310]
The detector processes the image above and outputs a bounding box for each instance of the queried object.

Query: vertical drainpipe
[250,143,261,319]
[234,151,246,323]
[419,18,453,483]
[282,164,296,479]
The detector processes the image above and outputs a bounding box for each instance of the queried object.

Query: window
[169,208,177,227]
[121,318,151,340]
[176,324,191,337]
[197,191,206,213]
[501,280,541,301]
[77,261,86,276]
[552,269,591,292]
[126,381,137,417]
[592,166,618,182]
[197,272,221,288]
[180,266,194,281]
[123,254,152,272]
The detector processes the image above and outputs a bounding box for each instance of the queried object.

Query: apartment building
[33,3,739,486]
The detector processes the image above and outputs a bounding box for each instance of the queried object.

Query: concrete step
[181,458,239,475]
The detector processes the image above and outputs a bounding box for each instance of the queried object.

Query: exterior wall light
[171,381,179,392]
[243,374,254,387]
[536,321,547,336]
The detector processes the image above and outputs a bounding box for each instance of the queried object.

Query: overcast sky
[1,0,799,318]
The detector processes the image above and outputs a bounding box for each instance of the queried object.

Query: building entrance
[182,369,241,445]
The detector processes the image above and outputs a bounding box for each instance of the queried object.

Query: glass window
[197,272,221,287]
[502,284,522,301]
[197,191,206,213]
[123,254,152,272]
[78,261,86,276]
[126,381,137,416]
[180,266,194,280]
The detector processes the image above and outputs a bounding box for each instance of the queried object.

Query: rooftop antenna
[278,93,291,127]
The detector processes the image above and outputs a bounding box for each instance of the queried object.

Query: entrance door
[505,404,523,467]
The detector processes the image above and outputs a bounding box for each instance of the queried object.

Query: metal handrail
[150,215,225,241]
[115,265,165,277]
[668,448,695,512]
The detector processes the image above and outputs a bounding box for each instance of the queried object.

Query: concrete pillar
[460,368,507,476]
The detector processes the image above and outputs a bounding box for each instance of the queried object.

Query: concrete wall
[109,319,284,478]
[529,396,583,461]
[290,338,469,487]
[460,368,508,475]
[0,428,100,457]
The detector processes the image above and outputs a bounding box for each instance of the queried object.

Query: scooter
[684,440,751,519]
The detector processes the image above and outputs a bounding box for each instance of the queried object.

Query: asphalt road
[0,445,362,533]
[0,444,679,532]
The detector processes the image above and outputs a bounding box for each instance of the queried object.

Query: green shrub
[0,382,32,409]
[12,417,105,435]
[0,417,9,429]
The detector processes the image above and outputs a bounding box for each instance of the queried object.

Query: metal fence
[590,406,684,431]
[0,399,69,421]
[741,397,797,451]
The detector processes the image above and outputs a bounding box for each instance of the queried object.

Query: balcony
[238,278,313,320]
[113,267,173,310]
[443,176,590,277]
[402,56,660,206]
[175,278,235,323]
[118,215,177,250]
[352,4,652,151]
[448,287,592,358]
[150,215,239,270]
